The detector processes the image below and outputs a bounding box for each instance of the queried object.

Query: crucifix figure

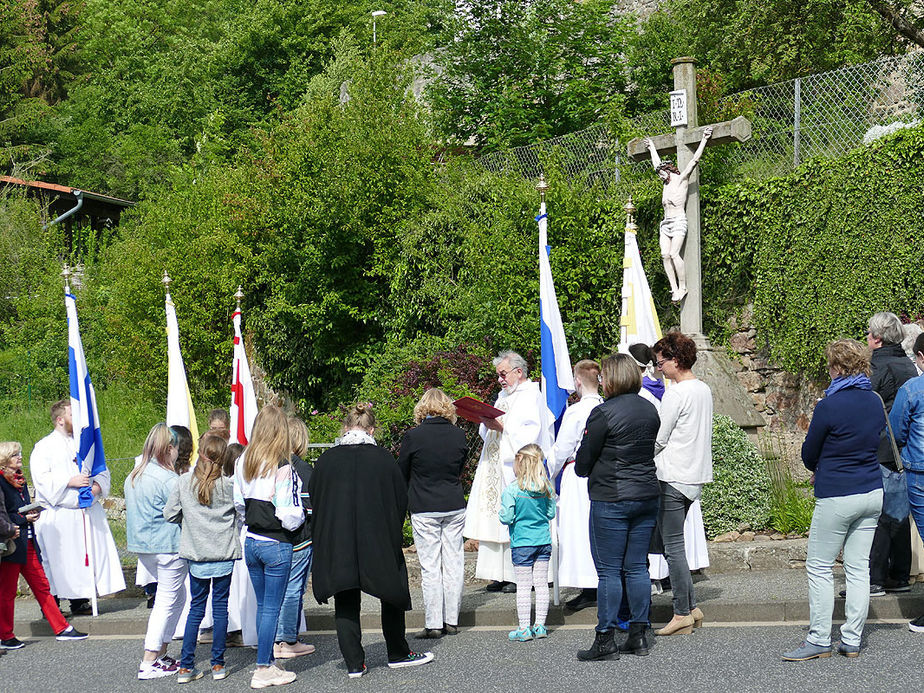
[645,125,713,303]
[627,57,752,338]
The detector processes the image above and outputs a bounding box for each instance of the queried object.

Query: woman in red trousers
[0,441,87,649]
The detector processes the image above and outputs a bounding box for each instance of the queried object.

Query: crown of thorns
[656,160,679,173]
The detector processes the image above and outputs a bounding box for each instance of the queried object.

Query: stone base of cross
[626,57,752,341]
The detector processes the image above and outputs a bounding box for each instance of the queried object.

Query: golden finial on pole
[162,270,172,300]
[536,174,549,203]
[624,196,637,232]
[234,285,244,310]
[62,264,72,291]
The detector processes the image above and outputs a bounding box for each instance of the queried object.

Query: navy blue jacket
[802,386,885,499]
[0,477,41,565]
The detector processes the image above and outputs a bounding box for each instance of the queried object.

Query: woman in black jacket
[309,404,433,678]
[398,388,468,639]
[574,354,661,661]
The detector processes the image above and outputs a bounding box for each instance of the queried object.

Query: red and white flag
[230,307,258,445]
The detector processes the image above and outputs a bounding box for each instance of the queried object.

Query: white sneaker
[137,660,177,680]
[273,641,316,658]
[250,665,297,688]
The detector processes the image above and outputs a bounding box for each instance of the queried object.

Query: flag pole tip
[536,174,549,202]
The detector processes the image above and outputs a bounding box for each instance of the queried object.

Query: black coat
[871,342,918,468]
[574,393,661,503]
[307,443,411,610]
[397,417,467,513]
[0,477,40,565]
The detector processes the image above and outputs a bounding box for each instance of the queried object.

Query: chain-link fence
[477,52,924,187]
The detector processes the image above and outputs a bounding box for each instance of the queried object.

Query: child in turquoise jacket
[499,443,556,642]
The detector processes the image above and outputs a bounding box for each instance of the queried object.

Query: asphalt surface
[2,623,922,693]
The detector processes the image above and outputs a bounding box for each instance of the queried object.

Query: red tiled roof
[0,175,135,207]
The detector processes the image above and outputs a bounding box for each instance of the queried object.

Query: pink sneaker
[273,641,316,659]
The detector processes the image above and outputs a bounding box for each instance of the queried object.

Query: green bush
[701,415,773,537]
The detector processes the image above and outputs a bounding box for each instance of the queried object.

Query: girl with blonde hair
[165,433,241,683]
[125,423,185,679]
[499,443,556,642]
[232,405,304,688]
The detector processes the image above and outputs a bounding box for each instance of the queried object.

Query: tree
[864,0,924,48]
[627,0,901,113]
[427,0,632,150]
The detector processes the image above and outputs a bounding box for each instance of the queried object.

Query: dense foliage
[627,0,901,113]
[701,415,773,536]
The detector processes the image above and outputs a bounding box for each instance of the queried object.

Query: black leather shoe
[577,630,618,661]
[485,580,507,592]
[566,589,597,611]
[69,600,92,616]
[501,581,517,594]
[619,623,651,656]
[442,624,459,635]
[413,628,443,639]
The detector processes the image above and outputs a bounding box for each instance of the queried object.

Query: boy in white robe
[549,360,603,610]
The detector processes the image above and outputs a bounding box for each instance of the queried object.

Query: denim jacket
[124,461,181,554]
[890,374,924,473]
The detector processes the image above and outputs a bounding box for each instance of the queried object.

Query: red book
[453,396,504,424]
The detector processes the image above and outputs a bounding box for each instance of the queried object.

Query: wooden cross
[626,57,751,339]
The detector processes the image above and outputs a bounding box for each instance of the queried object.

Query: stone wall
[726,305,824,476]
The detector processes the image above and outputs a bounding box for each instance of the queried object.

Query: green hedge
[701,415,773,537]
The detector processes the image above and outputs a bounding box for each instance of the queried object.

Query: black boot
[619,622,650,656]
[577,630,619,661]
[566,588,598,611]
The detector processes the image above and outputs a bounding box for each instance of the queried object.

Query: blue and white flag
[65,287,106,509]
[537,201,574,439]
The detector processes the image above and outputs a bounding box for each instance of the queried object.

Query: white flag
[165,294,199,443]
[618,222,662,351]
[230,307,258,445]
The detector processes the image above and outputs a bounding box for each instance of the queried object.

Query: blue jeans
[906,469,924,537]
[275,545,313,643]
[589,497,659,632]
[180,573,232,669]
[245,538,293,666]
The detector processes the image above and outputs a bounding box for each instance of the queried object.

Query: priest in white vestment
[30,401,126,607]
[549,360,604,610]
[464,351,547,589]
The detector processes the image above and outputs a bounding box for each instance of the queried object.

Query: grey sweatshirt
[164,473,242,563]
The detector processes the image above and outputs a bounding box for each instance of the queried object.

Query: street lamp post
[372,10,387,45]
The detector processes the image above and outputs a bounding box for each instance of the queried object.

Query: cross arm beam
[626,115,752,162]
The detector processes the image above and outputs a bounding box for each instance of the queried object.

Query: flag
[65,288,105,509]
[165,293,199,446]
[537,200,574,443]
[618,216,662,352]
[230,306,258,445]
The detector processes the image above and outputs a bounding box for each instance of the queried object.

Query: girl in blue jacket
[499,444,556,642]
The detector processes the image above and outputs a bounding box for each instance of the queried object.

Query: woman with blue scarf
[783,339,884,661]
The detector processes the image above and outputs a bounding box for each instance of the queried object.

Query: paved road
[2,623,921,693]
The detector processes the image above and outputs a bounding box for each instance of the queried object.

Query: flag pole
[537,175,561,608]
[63,264,100,618]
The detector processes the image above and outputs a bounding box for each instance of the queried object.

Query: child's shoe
[508,627,533,642]
[531,625,548,639]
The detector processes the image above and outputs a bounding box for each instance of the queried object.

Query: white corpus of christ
[31,429,126,599]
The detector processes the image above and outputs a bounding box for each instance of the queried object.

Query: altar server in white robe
[549,360,604,610]
[464,351,550,590]
[31,400,126,607]
[627,345,710,584]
